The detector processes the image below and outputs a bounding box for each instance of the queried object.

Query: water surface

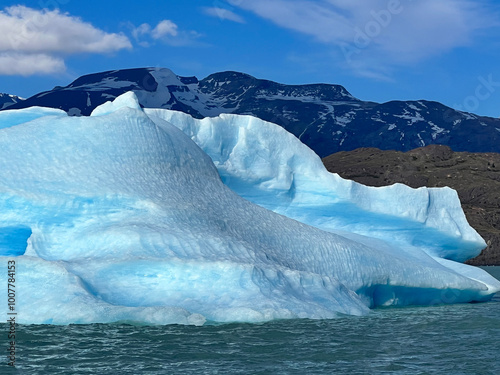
[3,267,499,374]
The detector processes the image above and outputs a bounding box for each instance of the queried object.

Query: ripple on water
[3,268,500,374]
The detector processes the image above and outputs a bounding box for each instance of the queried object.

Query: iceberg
[0,92,498,325]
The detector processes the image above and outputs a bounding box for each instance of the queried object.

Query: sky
[1,0,500,117]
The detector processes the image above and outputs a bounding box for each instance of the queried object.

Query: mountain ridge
[0,93,24,110]
[3,67,500,157]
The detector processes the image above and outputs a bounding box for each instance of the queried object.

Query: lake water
[3,267,499,374]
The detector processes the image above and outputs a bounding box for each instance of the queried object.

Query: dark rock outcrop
[323,145,500,265]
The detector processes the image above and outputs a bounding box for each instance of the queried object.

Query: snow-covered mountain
[0,93,23,110]
[4,67,500,157]
[1,92,498,325]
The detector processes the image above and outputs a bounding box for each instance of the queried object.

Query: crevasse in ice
[0,92,498,325]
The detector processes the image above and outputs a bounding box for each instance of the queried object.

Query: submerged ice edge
[0,92,498,326]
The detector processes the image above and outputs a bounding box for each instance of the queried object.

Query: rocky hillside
[322,145,500,266]
[4,67,500,157]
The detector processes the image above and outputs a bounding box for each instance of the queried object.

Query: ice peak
[91,91,142,116]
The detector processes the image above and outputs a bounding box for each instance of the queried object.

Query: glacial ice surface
[145,109,485,262]
[0,92,498,325]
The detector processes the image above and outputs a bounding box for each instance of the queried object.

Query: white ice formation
[0,92,498,325]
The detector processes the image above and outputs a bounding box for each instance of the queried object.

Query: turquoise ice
[0,92,498,325]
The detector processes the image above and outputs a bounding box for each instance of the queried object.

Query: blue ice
[0,92,497,326]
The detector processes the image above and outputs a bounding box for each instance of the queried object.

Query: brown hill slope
[322,145,500,265]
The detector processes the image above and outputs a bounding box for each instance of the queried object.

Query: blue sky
[1,0,500,117]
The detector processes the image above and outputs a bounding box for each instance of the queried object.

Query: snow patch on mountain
[394,110,425,125]
[0,93,24,110]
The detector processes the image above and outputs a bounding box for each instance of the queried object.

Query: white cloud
[132,23,151,39]
[231,0,499,78]
[151,20,178,39]
[202,7,245,23]
[0,5,132,76]
[0,5,131,54]
[131,20,200,46]
[0,52,65,76]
